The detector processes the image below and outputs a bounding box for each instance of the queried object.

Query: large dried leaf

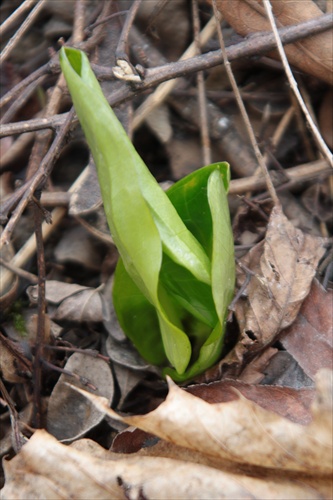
[80,369,332,474]
[235,205,325,356]
[2,370,331,499]
[5,430,330,500]
[210,0,333,84]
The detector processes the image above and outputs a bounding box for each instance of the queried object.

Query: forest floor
[0,1,332,498]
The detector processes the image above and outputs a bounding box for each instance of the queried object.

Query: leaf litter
[2,369,332,499]
[0,0,332,498]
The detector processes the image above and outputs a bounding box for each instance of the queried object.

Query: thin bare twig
[132,16,217,129]
[0,0,36,35]
[212,0,280,205]
[192,0,211,165]
[116,0,142,61]
[0,76,46,125]
[0,257,38,284]
[0,0,48,65]
[0,108,75,248]
[44,344,110,363]
[82,1,114,52]
[72,0,86,44]
[0,206,67,295]
[262,0,333,168]
[85,10,129,35]
[24,0,86,183]
[269,106,295,151]
[0,377,25,452]
[32,197,47,428]
[1,13,332,138]
[113,0,142,82]
[0,114,66,137]
[0,3,111,111]
[0,61,54,110]
[40,359,97,391]
[228,159,330,194]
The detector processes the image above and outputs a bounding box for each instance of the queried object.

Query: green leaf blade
[114,259,192,374]
[208,169,235,323]
[61,47,195,374]
[60,48,235,380]
[60,48,162,304]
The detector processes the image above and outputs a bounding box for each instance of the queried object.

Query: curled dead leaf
[235,205,325,356]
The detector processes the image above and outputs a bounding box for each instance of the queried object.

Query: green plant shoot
[60,47,235,381]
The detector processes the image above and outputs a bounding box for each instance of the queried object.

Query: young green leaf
[60,47,235,379]
[163,168,235,382]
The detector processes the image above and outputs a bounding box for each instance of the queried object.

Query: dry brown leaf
[52,287,104,322]
[2,426,331,499]
[187,379,315,424]
[235,205,325,356]
[72,369,332,474]
[27,280,105,323]
[280,278,333,379]
[54,225,102,271]
[46,352,114,442]
[210,0,333,84]
[237,347,278,384]
[302,182,333,223]
[0,342,29,383]
[259,351,314,389]
[3,370,331,499]
[111,427,159,454]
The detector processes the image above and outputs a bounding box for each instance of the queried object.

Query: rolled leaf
[60,47,235,379]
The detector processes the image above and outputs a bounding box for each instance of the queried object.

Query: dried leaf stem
[262,0,333,168]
